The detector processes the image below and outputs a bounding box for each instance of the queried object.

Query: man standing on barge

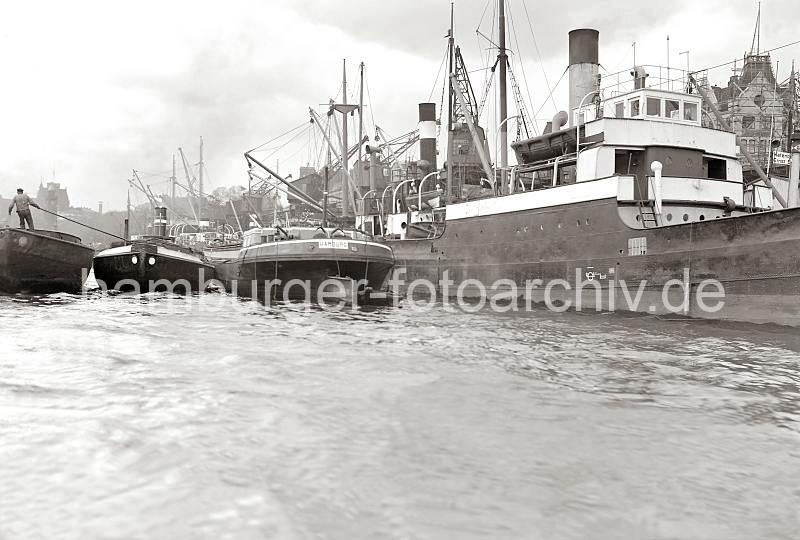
[7,188,40,231]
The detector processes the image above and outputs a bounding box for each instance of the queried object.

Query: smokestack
[153,207,168,237]
[568,29,600,126]
[98,201,103,214]
[418,103,437,172]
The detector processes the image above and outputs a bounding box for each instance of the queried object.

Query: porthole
[666,213,673,222]
[585,219,590,226]
[576,220,581,227]
[131,255,139,265]
[635,215,641,222]
[148,256,156,266]
[540,224,544,231]
[557,223,562,229]
[699,215,705,221]
[683,214,689,222]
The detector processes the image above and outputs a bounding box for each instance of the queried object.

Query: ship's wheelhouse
[509,87,772,229]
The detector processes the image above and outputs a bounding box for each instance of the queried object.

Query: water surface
[1,293,798,539]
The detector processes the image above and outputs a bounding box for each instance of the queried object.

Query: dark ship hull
[0,229,94,294]
[386,196,800,326]
[236,240,394,301]
[93,241,215,293]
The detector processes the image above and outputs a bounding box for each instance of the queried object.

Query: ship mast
[329,60,359,217]
[358,62,365,193]
[498,0,508,193]
[198,136,204,223]
[341,61,350,216]
[170,154,176,203]
[789,61,796,152]
[446,2,455,199]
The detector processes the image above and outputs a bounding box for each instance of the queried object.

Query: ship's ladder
[636,200,659,228]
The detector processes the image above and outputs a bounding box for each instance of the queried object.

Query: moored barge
[0,228,94,294]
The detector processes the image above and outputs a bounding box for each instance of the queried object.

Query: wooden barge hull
[0,229,94,294]
[386,199,800,326]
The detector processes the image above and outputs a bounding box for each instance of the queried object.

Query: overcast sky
[1,0,797,210]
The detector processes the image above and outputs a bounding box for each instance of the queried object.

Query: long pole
[198,136,204,222]
[245,152,337,220]
[358,62,365,193]
[788,61,795,152]
[451,74,494,184]
[341,59,351,217]
[171,154,176,202]
[447,2,455,199]
[323,165,330,228]
[125,189,131,241]
[35,207,127,241]
[498,0,508,195]
[666,35,670,89]
[230,200,243,233]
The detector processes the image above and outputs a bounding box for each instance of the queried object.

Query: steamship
[355,16,800,326]
[93,207,214,293]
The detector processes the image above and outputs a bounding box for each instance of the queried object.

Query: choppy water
[1,292,799,539]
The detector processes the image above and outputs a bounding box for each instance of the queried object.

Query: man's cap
[16,188,23,192]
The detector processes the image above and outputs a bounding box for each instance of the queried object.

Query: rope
[506,0,538,134]
[532,66,568,120]
[519,0,558,113]
[364,72,377,138]
[428,46,449,102]
[257,123,312,164]
[247,122,308,153]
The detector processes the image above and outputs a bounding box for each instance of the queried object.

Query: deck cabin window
[684,102,698,122]
[665,100,680,119]
[704,157,727,180]
[742,115,755,129]
[647,97,661,116]
[615,102,624,118]
[629,98,641,117]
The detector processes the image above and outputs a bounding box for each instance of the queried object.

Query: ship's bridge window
[684,102,699,122]
[629,98,641,117]
[665,99,680,119]
[647,97,661,116]
[615,102,624,118]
